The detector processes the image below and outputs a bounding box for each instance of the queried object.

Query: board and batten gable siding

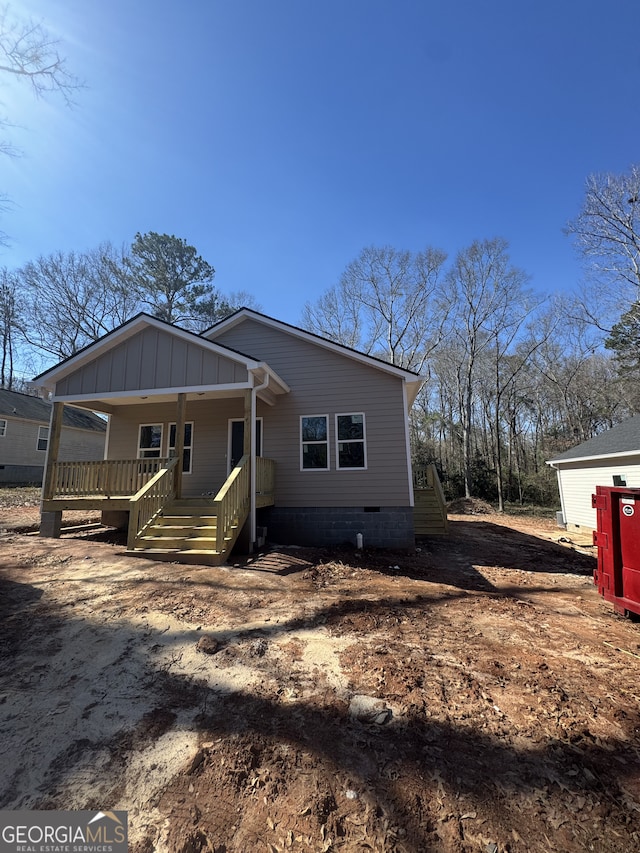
[211,318,413,507]
[0,417,105,466]
[558,455,640,529]
[106,398,246,497]
[55,327,248,397]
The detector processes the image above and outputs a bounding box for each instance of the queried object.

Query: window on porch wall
[138,424,163,458]
[169,422,193,474]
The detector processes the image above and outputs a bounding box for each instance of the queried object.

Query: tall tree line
[302,191,640,508]
[0,231,258,388]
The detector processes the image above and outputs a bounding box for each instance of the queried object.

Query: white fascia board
[547,449,640,467]
[249,362,291,395]
[34,314,263,391]
[206,309,426,386]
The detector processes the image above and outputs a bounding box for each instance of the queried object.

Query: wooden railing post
[42,402,64,501]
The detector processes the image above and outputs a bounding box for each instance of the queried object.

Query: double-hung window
[0,419,6,437]
[169,422,193,474]
[301,415,329,470]
[138,424,163,458]
[336,413,366,469]
[37,426,49,452]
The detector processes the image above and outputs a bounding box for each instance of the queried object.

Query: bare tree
[566,165,640,332]
[0,5,82,241]
[302,245,448,371]
[17,243,138,360]
[442,238,532,500]
[0,5,80,101]
[0,266,21,387]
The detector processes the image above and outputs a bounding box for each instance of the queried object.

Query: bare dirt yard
[1,499,639,852]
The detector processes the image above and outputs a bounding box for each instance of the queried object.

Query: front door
[228,418,263,473]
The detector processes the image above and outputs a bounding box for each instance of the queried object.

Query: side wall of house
[212,319,415,547]
[0,417,105,483]
[59,426,106,462]
[557,456,640,530]
[213,318,413,508]
[0,418,43,467]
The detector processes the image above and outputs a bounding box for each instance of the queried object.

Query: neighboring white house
[547,416,640,532]
[0,388,107,484]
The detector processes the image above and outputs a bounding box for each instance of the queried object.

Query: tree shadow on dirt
[1,569,637,852]
[426,519,596,577]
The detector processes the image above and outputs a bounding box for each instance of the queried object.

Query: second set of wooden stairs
[127,498,247,566]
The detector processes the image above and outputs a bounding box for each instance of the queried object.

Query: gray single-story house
[0,388,107,484]
[547,416,640,532]
[31,309,447,563]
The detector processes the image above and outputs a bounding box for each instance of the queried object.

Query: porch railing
[47,458,169,500]
[256,456,275,500]
[212,453,251,553]
[128,457,179,550]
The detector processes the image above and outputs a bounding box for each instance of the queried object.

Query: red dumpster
[592,485,640,619]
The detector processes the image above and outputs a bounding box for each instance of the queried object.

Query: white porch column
[174,393,187,499]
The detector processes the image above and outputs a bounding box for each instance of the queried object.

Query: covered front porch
[40,391,278,564]
[32,315,290,563]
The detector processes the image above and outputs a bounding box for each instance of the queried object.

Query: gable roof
[204,308,426,404]
[31,312,286,392]
[547,416,640,465]
[0,388,106,432]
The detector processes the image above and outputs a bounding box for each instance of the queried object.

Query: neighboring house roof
[0,388,107,432]
[204,307,426,405]
[547,416,640,465]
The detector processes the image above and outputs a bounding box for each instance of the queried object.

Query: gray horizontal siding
[0,417,105,467]
[215,319,412,507]
[56,327,248,396]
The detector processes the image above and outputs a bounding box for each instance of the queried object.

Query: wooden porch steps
[127,498,244,566]
[413,465,448,537]
[414,488,448,536]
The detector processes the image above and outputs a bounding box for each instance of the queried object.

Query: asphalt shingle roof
[548,415,640,463]
[0,389,106,432]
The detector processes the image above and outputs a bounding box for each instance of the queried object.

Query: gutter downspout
[250,371,270,549]
[548,461,567,525]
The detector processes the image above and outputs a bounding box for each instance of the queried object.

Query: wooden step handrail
[128,457,179,550]
[211,454,251,553]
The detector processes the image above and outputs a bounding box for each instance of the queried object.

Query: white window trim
[0,419,6,437]
[36,425,49,452]
[138,423,164,459]
[169,421,194,474]
[335,412,367,471]
[300,414,329,471]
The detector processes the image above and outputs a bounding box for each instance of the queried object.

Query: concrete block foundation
[259,506,415,549]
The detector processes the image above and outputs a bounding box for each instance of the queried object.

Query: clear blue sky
[3,0,640,326]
